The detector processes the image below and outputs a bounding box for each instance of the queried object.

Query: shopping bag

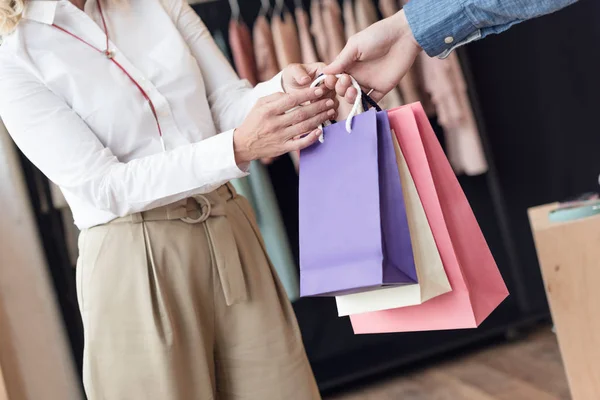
[299,104,417,296]
[351,103,509,333]
[335,131,451,316]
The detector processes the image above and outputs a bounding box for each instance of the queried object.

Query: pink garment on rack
[322,0,346,64]
[343,0,357,40]
[296,7,319,64]
[229,19,258,86]
[253,15,280,82]
[420,52,489,176]
[310,1,329,63]
[272,11,303,70]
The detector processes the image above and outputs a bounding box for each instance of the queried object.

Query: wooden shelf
[529,203,600,400]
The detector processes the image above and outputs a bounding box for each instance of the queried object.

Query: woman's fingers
[285,129,322,152]
[278,97,336,128]
[284,109,335,139]
[270,87,325,115]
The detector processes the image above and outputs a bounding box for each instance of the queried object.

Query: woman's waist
[71,184,237,230]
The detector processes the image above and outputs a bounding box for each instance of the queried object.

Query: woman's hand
[233,87,336,165]
[282,63,359,104]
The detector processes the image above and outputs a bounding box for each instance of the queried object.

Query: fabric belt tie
[115,184,248,306]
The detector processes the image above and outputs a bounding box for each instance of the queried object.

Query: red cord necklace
[52,0,166,151]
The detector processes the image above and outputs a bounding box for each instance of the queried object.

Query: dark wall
[466,0,600,312]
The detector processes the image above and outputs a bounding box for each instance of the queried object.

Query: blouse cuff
[202,129,250,179]
[253,71,285,98]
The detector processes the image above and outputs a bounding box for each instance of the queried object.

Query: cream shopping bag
[335,131,451,316]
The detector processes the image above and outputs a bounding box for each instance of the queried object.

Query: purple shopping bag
[299,109,417,296]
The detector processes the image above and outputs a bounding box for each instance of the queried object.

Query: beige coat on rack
[310,0,329,63]
[322,0,346,64]
[271,10,303,69]
[353,0,404,110]
[420,53,489,175]
[343,0,358,40]
[296,6,319,64]
[253,15,280,82]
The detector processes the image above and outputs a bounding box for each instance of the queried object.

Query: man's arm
[406,0,578,58]
[325,0,578,98]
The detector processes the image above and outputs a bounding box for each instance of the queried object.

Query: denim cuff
[404,0,478,57]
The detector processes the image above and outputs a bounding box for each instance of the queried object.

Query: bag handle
[310,74,382,143]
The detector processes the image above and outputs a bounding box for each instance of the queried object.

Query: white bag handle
[310,74,365,143]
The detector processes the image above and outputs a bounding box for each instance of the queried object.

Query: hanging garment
[420,53,489,175]
[343,0,358,40]
[321,0,346,64]
[229,19,258,86]
[253,15,280,81]
[310,0,330,63]
[271,10,303,70]
[230,163,300,301]
[353,0,404,109]
[296,6,319,64]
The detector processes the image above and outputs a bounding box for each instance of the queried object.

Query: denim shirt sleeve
[404,0,579,58]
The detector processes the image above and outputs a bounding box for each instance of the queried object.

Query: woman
[0,0,355,399]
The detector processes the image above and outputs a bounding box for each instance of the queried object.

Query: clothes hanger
[259,0,272,17]
[274,0,288,17]
[228,0,240,21]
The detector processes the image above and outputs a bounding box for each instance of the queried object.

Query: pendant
[105,49,115,59]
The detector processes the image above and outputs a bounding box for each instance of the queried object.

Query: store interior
[2,0,600,399]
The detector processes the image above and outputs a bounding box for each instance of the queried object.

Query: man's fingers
[345,87,359,104]
[335,75,353,98]
[323,41,360,75]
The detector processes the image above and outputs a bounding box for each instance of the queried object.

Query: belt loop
[131,212,144,224]
[226,182,237,199]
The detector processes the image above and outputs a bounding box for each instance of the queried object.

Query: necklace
[51,0,166,151]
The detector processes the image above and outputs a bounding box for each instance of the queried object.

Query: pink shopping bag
[350,103,509,333]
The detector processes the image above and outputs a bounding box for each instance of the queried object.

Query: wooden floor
[326,328,571,400]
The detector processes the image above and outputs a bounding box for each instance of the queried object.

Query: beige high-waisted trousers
[76,184,320,400]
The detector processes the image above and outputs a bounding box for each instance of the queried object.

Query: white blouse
[0,0,283,229]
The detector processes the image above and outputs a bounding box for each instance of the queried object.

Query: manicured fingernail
[328,109,336,116]
[315,88,324,97]
[326,99,335,107]
[314,129,322,136]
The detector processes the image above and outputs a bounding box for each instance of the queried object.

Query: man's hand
[281,63,358,104]
[323,10,422,101]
